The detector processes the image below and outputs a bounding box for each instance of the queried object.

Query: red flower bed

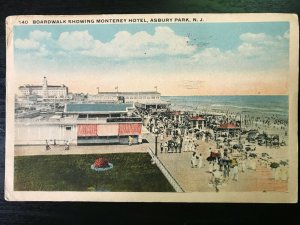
[94,158,109,168]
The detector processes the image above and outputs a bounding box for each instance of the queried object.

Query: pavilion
[215,123,241,138]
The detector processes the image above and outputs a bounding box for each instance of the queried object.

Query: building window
[66,126,72,131]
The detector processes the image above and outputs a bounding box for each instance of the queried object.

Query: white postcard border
[5,13,299,203]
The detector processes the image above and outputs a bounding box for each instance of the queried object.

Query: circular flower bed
[91,158,113,172]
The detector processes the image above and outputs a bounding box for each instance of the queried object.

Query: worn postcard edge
[5,13,299,203]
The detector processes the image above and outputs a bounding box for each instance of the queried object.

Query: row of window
[95,96,160,100]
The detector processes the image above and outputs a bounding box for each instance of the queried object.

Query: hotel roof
[65,103,134,114]
[190,116,205,121]
[19,85,67,88]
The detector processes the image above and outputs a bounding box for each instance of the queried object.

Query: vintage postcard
[5,14,298,202]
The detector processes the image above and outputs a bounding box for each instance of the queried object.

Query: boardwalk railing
[148,147,184,193]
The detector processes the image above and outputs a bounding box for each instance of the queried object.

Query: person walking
[211,169,223,192]
[138,135,143,144]
[179,136,183,153]
[128,136,133,146]
[191,152,198,168]
[223,164,229,181]
[160,143,164,154]
[64,140,70,150]
[198,153,203,168]
[45,139,51,150]
[232,164,239,181]
[160,133,164,143]
[164,141,168,153]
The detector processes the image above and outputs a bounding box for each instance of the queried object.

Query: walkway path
[15,143,149,156]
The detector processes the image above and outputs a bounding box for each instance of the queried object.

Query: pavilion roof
[217,123,240,129]
[171,111,182,115]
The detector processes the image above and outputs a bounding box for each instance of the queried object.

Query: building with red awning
[15,103,143,146]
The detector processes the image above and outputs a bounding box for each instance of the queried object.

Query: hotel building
[18,77,69,99]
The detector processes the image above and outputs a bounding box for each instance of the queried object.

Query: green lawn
[14,153,175,192]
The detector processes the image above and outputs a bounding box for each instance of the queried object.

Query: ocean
[161,95,289,118]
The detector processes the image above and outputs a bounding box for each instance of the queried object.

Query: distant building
[88,91,161,103]
[18,77,69,99]
[88,91,169,110]
[215,123,241,138]
[190,116,206,129]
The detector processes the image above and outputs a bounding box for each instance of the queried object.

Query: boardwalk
[155,135,288,193]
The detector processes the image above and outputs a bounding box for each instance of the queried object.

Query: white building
[15,103,143,145]
[18,77,69,99]
[88,91,161,103]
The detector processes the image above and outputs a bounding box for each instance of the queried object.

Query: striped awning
[118,123,142,135]
[77,123,142,136]
[77,124,97,136]
[97,124,119,136]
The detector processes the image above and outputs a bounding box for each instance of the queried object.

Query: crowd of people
[45,139,70,151]
[137,107,289,192]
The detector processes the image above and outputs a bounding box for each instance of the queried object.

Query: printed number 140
[19,20,28,24]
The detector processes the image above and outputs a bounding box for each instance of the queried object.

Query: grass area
[14,153,175,192]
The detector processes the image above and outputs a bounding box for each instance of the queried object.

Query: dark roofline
[19,85,67,88]
[19,85,42,88]
[48,85,67,88]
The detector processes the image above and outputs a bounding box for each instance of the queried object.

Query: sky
[13,22,290,96]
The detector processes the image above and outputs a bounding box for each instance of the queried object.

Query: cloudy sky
[13,22,289,95]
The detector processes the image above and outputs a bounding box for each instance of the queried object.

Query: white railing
[148,148,184,192]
